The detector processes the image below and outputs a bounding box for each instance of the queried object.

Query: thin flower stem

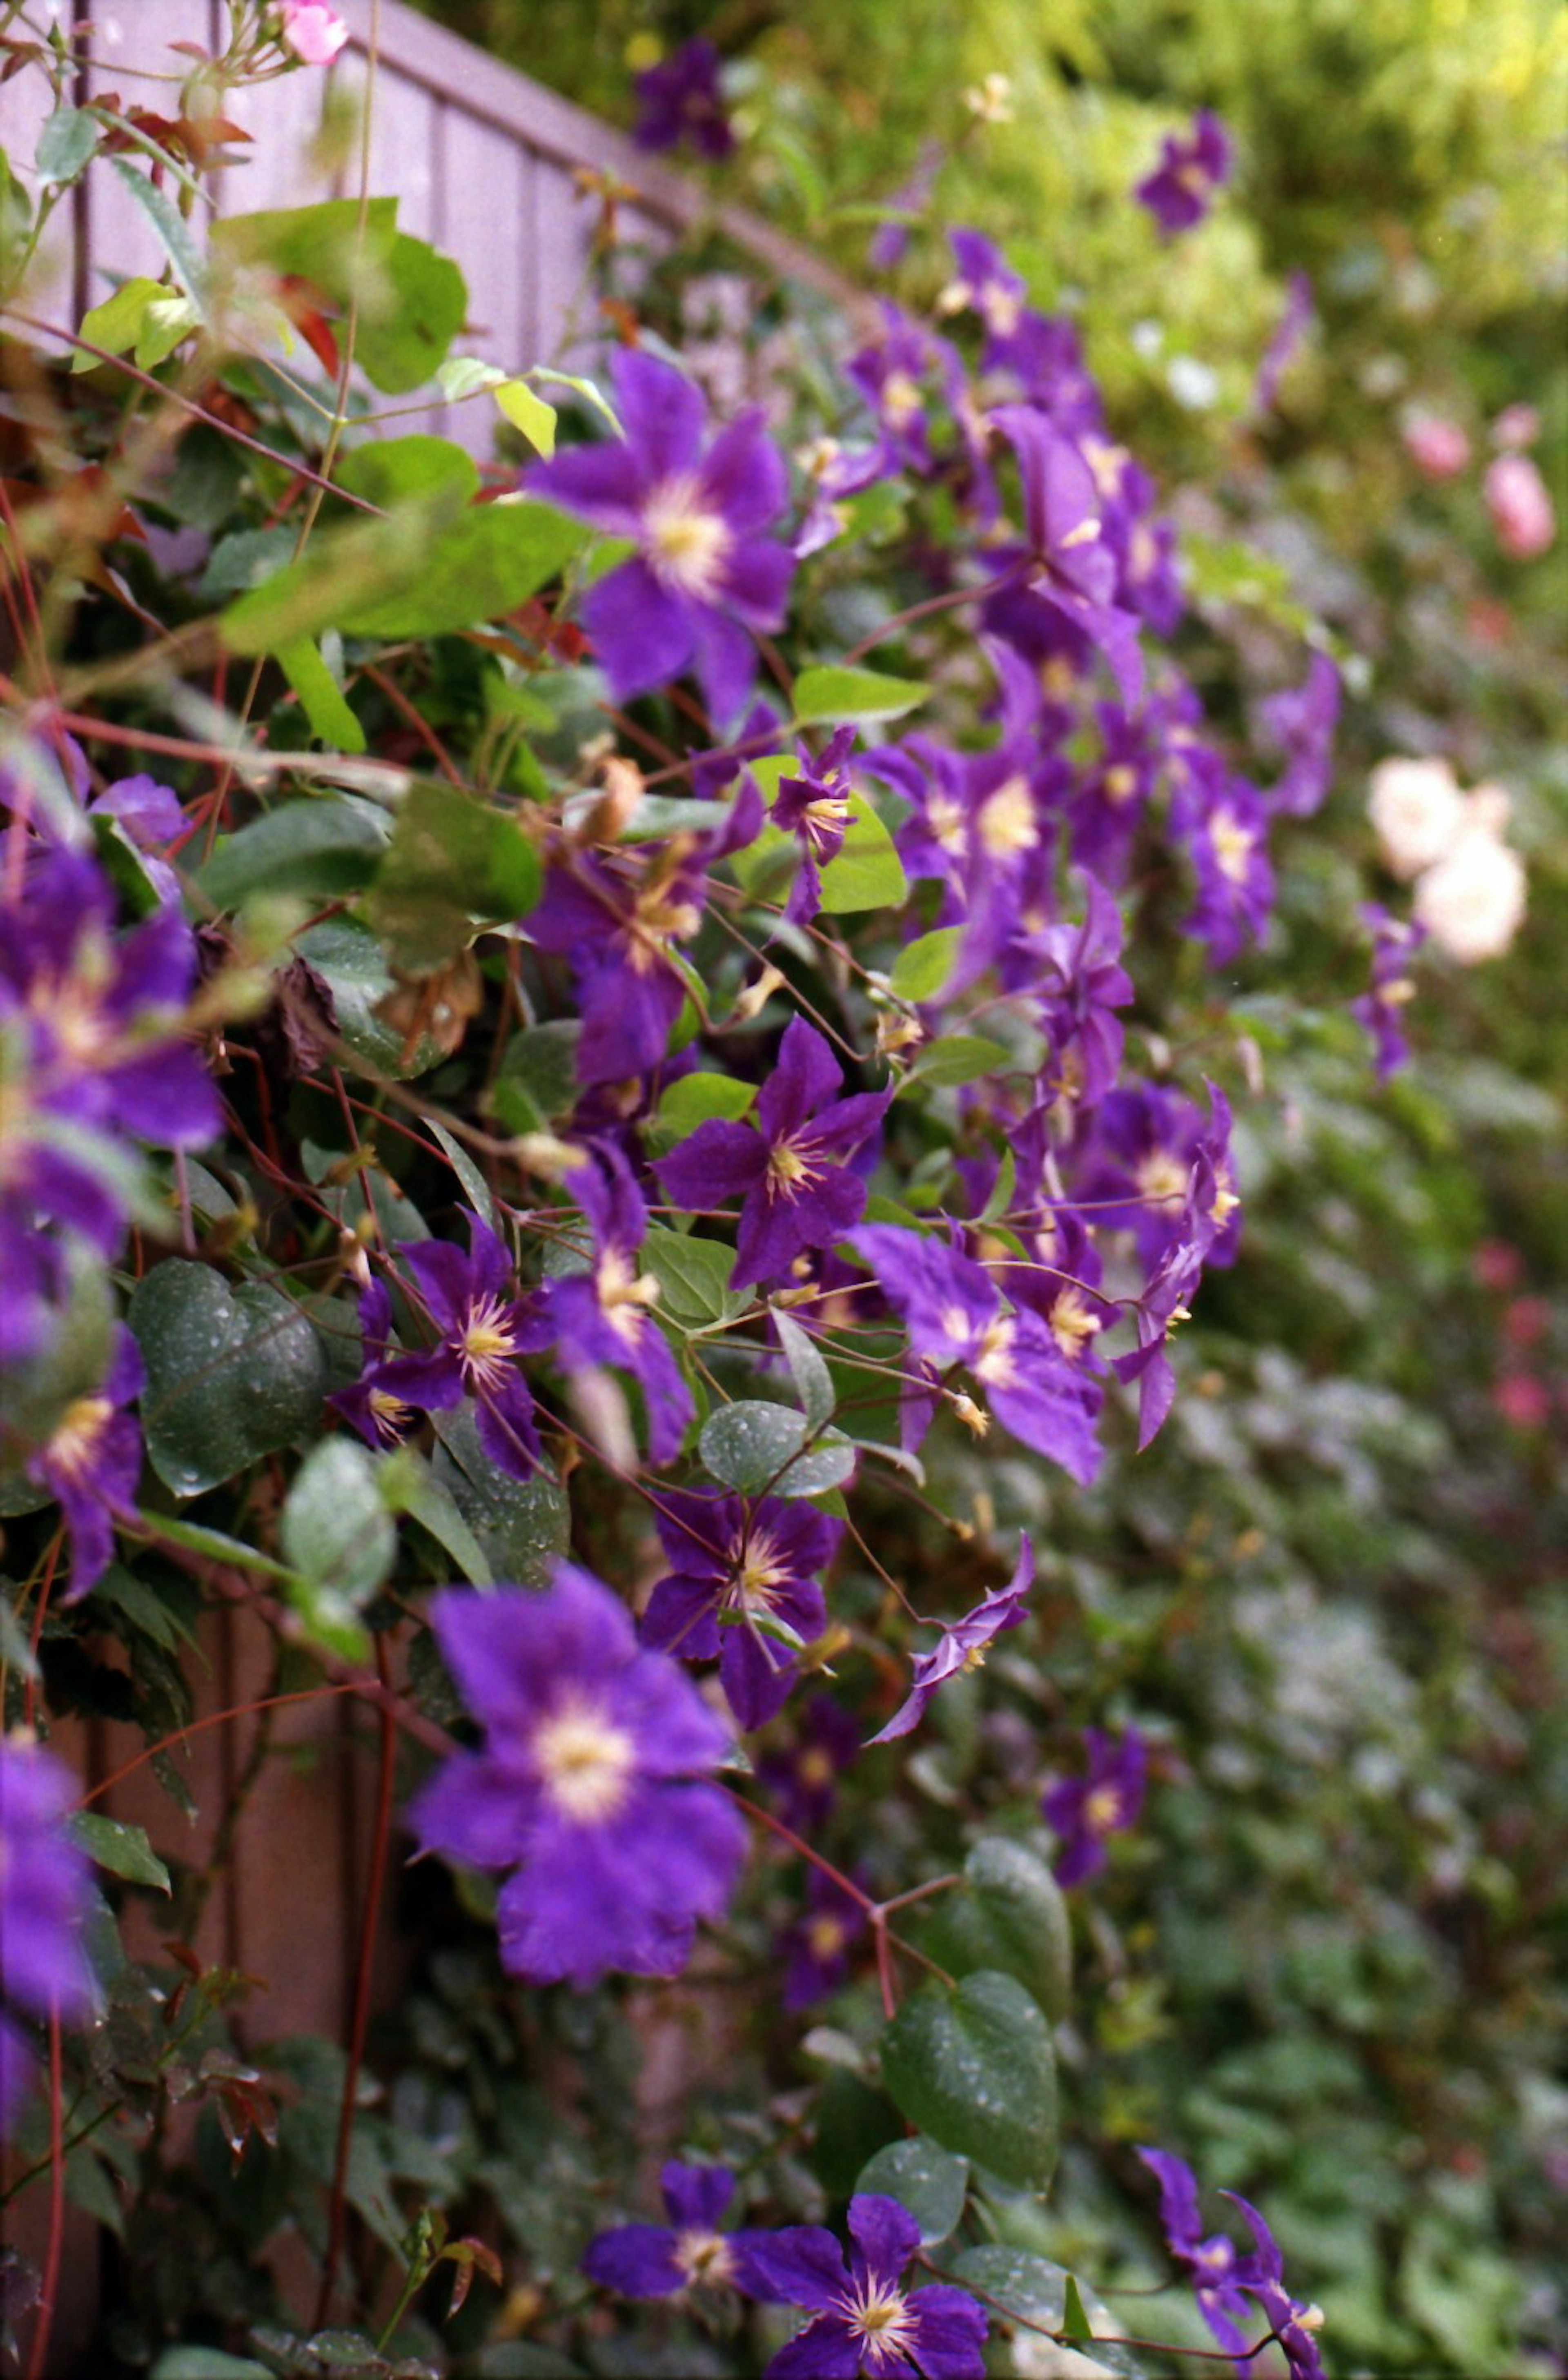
[918,2260,1290,2365]
[24,2013,64,2380]
[316,1632,398,2329]
[21,1530,62,1733]
[838,560,1027,666]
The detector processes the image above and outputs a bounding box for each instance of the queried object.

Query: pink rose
[1402,412,1470,480]
[279,2,350,65]
[1485,453,1555,559]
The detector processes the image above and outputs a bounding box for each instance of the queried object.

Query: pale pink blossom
[278,2,350,65]
[1367,756,1465,880]
[1490,404,1540,451]
[1484,453,1555,559]
[1412,824,1526,965]
[1402,412,1470,480]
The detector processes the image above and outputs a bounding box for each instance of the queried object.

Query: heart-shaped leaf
[855,2135,969,2244]
[879,1969,1059,2190]
[130,1262,327,1498]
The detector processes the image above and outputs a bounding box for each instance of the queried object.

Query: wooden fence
[0,4,858,2361]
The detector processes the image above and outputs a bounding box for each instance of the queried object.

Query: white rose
[1413,827,1526,964]
[1367,757,1465,879]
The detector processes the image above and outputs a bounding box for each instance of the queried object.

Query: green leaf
[427,1118,498,1232]
[376,1446,492,1587]
[1062,2275,1094,2342]
[129,1262,327,1498]
[138,1510,300,1585]
[437,354,506,401]
[135,292,199,370]
[365,779,540,972]
[889,927,962,1004]
[855,2136,969,2245]
[220,505,442,655]
[921,1838,1073,2024]
[772,1308,835,1433]
[699,1401,856,1498]
[650,1071,755,1145]
[818,792,908,914]
[69,1812,171,1895]
[277,638,366,755]
[338,498,588,640]
[945,2246,1069,2334]
[212,195,399,283]
[641,1228,750,1327]
[489,1021,581,1130]
[151,2354,274,2380]
[879,1970,1060,2190]
[527,365,623,435]
[431,1408,569,1585]
[297,917,444,1080]
[36,105,98,186]
[792,665,931,726]
[198,524,300,601]
[494,378,557,456]
[354,232,467,394]
[280,1438,395,1608]
[110,158,206,305]
[72,276,165,372]
[89,810,163,921]
[896,1035,1012,1095]
[336,434,479,510]
[198,797,390,906]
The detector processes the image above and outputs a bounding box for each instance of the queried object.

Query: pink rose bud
[1472,1240,1521,1293]
[1485,453,1555,558]
[1403,412,1470,480]
[1490,403,1540,451]
[279,2,350,65]
[1494,1373,1550,1430]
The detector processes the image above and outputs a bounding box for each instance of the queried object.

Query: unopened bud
[951,1392,990,1438]
[731,964,786,1025]
[508,1131,581,1181]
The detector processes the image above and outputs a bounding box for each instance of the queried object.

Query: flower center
[733,1529,787,1610]
[458,1295,517,1394]
[1102,762,1139,806]
[532,1699,636,1824]
[797,1747,834,1790]
[641,472,732,602]
[1040,655,1078,700]
[45,1394,111,1482]
[802,792,852,848]
[1049,1288,1103,1360]
[674,2228,735,2287]
[978,773,1038,859]
[980,282,1021,339]
[807,1913,846,1959]
[1085,1783,1127,1835]
[972,1315,1018,1390]
[767,1136,819,1197]
[1135,1149,1190,1213]
[367,1386,413,1443]
[596,1247,660,1346]
[846,2281,916,2366]
[879,371,922,427]
[1210,810,1256,885]
[926,793,970,857]
[1208,1167,1241,1230]
[629,882,703,974]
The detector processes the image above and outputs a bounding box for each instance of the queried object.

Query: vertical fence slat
[530,151,592,372]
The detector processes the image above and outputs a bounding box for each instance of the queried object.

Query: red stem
[24,2015,65,2380]
[21,1532,62,1733]
[315,1636,399,2329]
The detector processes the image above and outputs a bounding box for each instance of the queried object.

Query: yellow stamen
[641,471,732,602]
[532,1700,635,1823]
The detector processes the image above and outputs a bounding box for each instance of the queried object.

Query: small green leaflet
[276,638,365,755]
[889,927,961,1003]
[792,664,931,725]
[494,378,557,456]
[70,1813,172,1895]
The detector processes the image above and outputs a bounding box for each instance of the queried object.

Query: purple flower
[641,1490,839,1731]
[1042,1727,1147,1884]
[583,2160,775,2299]
[1025,873,1134,1113]
[1259,654,1339,819]
[1254,270,1314,414]
[1223,2194,1327,2380]
[846,305,959,478]
[1083,1083,1242,1271]
[1171,759,1273,964]
[1135,109,1232,235]
[26,1324,143,1603]
[757,1696,862,1830]
[541,1142,692,1464]
[328,1278,414,1451]
[371,1213,546,1480]
[746,2193,987,2379]
[940,229,1030,371]
[1069,702,1160,882]
[1136,2148,1254,2360]
[988,408,1144,706]
[1351,904,1423,1081]
[782,1870,867,2008]
[658,1017,890,1291]
[0,1739,97,2134]
[409,1565,747,1987]
[865,1536,1035,1746]
[849,1226,1102,1483]
[527,349,792,725]
[771,726,858,925]
[633,40,735,161]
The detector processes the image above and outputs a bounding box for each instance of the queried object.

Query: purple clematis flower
[328,1277,414,1452]
[0,1738,98,2133]
[1352,904,1423,1081]
[1259,653,1339,819]
[26,1324,143,1604]
[757,1696,862,1831]
[633,39,735,161]
[409,1565,747,1987]
[782,1870,868,2008]
[746,2193,987,2378]
[866,1536,1035,1746]
[1069,701,1160,882]
[1171,756,1274,964]
[1136,2148,1255,2361]
[1223,2194,1327,2380]
[771,725,858,926]
[988,408,1144,706]
[583,2160,775,2299]
[849,1226,1102,1483]
[527,348,792,725]
[371,1212,547,1479]
[940,229,1031,372]
[658,1016,891,1291]
[541,1142,692,1464]
[1043,1726,1147,1884]
[1025,872,1134,1113]
[641,1490,839,1731]
[1135,109,1232,235]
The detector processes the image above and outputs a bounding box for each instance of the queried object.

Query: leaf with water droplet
[879,1969,1059,2190]
[129,1262,327,1498]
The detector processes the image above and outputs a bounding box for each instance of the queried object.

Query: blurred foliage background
[397,3,1568,2374]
